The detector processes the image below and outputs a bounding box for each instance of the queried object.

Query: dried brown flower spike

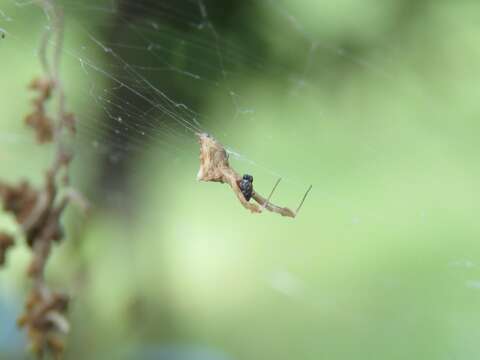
[196,133,311,218]
[0,1,88,358]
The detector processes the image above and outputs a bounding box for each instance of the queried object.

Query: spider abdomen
[239,174,254,201]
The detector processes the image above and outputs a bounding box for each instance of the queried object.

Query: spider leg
[295,185,313,215]
[262,177,282,209]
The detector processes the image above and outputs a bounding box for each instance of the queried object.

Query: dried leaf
[25,112,54,143]
[25,78,56,144]
[0,181,39,225]
[0,232,15,266]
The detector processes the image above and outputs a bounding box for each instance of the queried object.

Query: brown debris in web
[196,133,311,218]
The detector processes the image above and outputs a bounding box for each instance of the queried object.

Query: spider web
[3,2,480,359]
[0,0,399,203]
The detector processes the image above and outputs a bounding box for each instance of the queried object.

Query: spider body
[239,174,254,201]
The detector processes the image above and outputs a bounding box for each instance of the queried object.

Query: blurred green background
[1,0,480,359]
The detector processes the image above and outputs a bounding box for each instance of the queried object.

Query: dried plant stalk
[0,1,88,358]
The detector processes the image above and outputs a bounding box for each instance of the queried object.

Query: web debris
[197,133,311,218]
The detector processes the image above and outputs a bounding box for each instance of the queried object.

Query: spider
[196,133,311,218]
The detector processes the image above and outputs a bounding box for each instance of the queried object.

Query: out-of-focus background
[1,0,480,359]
